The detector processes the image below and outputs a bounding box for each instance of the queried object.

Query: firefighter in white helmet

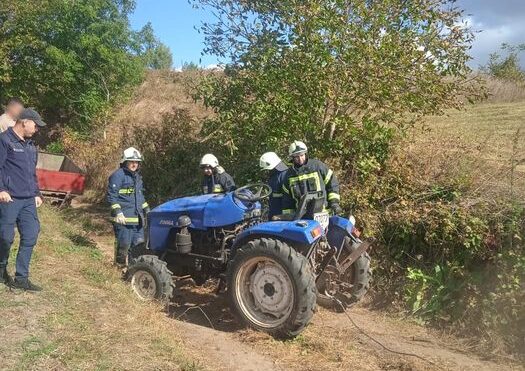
[107,147,150,266]
[281,140,342,216]
[200,154,236,194]
[259,152,288,218]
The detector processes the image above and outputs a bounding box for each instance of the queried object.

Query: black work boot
[0,266,12,286]
[115,246,129,267]
[11,278,43,292]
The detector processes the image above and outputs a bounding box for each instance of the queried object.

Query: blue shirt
[0,127,40,198]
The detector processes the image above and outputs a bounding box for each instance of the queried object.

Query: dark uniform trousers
[0,198,40,279]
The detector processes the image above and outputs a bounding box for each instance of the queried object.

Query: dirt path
[65,201,521,371]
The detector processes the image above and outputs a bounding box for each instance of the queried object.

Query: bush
[350,153,525,356]
[133,109,206,204]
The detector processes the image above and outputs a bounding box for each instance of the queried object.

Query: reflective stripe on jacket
[107,167,149,225]
[281,158,340,214]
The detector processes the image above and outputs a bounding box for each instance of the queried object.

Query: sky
[130,0,525,70]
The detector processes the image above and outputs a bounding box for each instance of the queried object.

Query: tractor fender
[232,220,322,253]
[326,216,356,249]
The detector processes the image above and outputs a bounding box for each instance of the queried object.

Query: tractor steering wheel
[233,183,272,202]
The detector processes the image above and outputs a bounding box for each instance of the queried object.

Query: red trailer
[36,152,86,207]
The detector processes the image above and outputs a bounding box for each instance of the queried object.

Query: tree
[0,0,172,132]
[192,0,483,180]
[136,23,173,70]
[481,43,525,82]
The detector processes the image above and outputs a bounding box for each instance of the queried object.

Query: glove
[330,203,343,216]
[115,212,126,225]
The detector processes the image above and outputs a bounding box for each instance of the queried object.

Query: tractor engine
[164,216,252,285]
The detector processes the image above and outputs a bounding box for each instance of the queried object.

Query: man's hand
[35,196,43,208]
[0,191,13,203]
[330,202,343,216]
[115,212,126,225]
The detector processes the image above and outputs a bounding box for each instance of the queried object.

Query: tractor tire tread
[127,255,174,301]
[227,238,316,339]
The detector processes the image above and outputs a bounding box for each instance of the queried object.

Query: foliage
[135,22,173,70]
[192,0,484,182]
[132,109,206,204]
[350,152,525,355]
[181,61,201,71]
[45,140,65,154]
[481,43,525,83]
[0,0,172,132]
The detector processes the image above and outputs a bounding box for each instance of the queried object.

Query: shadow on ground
[61,200,113,236]
[168,279,245,333]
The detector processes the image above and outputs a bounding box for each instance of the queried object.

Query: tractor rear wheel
[227,238,317,339]
[127,255,174,302]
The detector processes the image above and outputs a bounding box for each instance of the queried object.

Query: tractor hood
[151,193,260,230]
[148,193,261,251]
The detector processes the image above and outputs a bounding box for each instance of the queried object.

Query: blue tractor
[127,183,372,338]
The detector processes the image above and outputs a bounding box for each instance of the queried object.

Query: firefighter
[281,140,342,216]
[259,152,288,218]
[107,147,150,266]
[200,154,236,194]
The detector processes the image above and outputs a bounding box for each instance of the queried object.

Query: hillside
[69,70,525,201]
[411,101,525,200]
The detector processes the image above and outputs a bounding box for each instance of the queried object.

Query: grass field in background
[406,101,525,201]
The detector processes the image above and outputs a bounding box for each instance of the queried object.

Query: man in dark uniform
[259,151,288,219]
[200,153,236,194]
[0,108,46,291]
[281,140,342,216]
[107,147,150,266]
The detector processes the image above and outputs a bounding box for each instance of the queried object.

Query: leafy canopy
[0,0,172,132]
[193,0,482,180]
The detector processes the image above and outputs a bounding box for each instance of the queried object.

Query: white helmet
[200,153,219,168]
[259,152,282,170]
[288,140,308,157]
[121,147,142,163]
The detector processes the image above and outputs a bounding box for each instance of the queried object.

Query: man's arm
[107,172,123,216]
[281,181,295,215]
[139,176,150,214]
[0,139,12,203]
[0,139,8,192]
[33,149,43,197]
[222,173,236,192]
[319,161,341,213]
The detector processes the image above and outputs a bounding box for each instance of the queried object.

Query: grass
[407,101,525,201]
[0,206,202,371]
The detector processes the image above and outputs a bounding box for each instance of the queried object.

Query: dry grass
[404,101,525,202]
[0,206,204,371]
[64,69,211,200]
[482,76,525,103]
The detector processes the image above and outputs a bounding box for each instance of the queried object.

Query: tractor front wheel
[127,255,174,302]
[227,238,317,339]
